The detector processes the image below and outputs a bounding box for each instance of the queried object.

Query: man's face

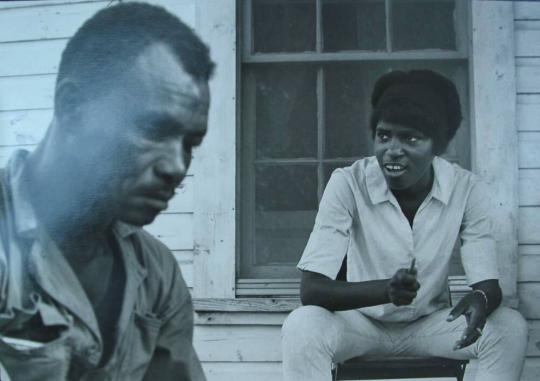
[74,42,209,226]
[373,121,434,192]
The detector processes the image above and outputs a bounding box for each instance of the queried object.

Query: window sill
[193,297,301,313]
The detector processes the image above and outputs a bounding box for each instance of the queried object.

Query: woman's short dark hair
[56,2,214,106]
[369,70,462,155]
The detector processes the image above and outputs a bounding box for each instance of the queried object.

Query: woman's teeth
[384,164,405,172]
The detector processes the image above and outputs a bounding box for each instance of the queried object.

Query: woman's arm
[300,268,419,312]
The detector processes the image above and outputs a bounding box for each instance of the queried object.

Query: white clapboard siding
[194,325,282,362]
[520,254,540,282]
[519,132,540,169]
[0,1,101,9]
[0,74,56,111]
[0,109,52,146]
[516,58,540,94]
[519,207,540,244]
[517,95,540,131]
[0,39,68,77]
[520,284,540,320]
[201,362,282,381]
[515,2,540,21]
[515,21,540,58]
[144,213,193,250]
[0,1,109,43]
[520,169,540,206]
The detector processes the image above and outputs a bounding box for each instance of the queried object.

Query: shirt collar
[365,156,454,205]
[7,149,140,240]
[7,150,39,239]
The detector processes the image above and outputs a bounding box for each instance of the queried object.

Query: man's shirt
[0,150,205,381]
[298,156,499,322]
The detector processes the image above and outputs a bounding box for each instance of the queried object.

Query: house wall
[515,1,540,380]
[1,1,539,380]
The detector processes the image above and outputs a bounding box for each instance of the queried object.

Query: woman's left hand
[446,291,487,350]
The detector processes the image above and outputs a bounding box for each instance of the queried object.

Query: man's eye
[407,136,419,143]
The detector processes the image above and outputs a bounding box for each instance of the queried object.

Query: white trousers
[282,305,528,381]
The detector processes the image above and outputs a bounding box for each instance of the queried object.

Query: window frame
[192,0,519,309]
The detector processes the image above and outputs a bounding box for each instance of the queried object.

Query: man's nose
[154,141,188,184]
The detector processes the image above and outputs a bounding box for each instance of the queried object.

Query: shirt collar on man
[365,156,455,206]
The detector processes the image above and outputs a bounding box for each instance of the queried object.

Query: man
[282,70,528,381]
[0,3,213,380]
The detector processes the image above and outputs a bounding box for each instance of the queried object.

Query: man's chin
[118,210,160,227]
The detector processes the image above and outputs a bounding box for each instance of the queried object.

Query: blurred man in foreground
[0,3,213,380]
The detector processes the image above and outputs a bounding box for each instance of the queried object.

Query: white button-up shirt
[297,156,499,322]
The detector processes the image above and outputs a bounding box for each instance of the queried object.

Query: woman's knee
[485,307,528,345]
[282,305,338,349]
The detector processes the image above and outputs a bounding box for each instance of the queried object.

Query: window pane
[253,0,316,53]
[391,0,456,51]
[254,65,317,159]
[325,64,382,158]
[254,165,317,266]
[322,0,386,52]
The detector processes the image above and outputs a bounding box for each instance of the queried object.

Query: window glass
[254,65,318,159]
[254,165,318,267]
[322,0,386,52]
[253,0,316,53]
[391,0,456,50]
[325,63,378,158]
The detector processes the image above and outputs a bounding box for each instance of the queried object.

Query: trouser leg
[281,305,391,381]
[402,307,528,381]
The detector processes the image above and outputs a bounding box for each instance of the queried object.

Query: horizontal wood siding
[515,6,540,381]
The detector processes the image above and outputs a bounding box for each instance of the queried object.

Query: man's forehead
[132,42,208,102]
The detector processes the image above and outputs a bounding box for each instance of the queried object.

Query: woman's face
[373,121,435,193]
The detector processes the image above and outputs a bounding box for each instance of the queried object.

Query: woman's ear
[54,78,85,133]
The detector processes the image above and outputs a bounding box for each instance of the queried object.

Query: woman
[281,70,527,381]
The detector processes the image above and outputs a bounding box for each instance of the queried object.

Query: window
[238,0,470,295]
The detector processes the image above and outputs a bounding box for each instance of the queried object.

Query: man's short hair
[369,70,462,155]
[56,2,214,105]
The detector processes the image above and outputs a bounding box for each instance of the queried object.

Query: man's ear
[54,78,85,132]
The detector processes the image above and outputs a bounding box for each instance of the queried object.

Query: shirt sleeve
[460,179,499,286]
[143,259,206,381]
[297,169,355,279]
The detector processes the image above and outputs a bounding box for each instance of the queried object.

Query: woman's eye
[408,136,419,142]
[377,132,389,141]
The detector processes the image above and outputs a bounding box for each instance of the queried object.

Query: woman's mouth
[383,163,407,176]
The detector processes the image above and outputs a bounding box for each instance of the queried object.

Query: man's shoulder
[132,228,178,270]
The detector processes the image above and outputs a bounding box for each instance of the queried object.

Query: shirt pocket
[120,312,161,380]
[0,327,71,381]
